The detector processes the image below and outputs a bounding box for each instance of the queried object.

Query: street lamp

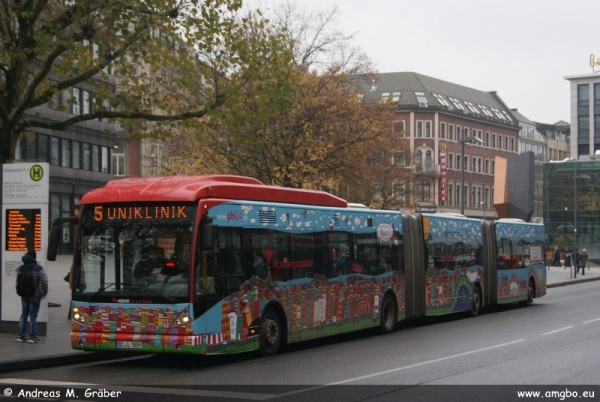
[459,136,484,215]
[573,173,590,278]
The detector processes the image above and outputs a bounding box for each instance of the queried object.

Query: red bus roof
[80,175,348,207]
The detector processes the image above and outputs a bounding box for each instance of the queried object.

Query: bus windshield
[74,202,196,302]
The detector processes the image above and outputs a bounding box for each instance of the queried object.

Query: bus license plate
[116,341,142,349]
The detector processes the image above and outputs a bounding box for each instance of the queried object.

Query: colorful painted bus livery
[48,175,546,356]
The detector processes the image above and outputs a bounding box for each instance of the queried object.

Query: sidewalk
[0,257,598,373]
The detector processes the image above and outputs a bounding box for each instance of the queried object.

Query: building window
[50,137,60,166]
[440,123,446,139]
[510,137,515,152]
[393,183,405,201]
[492,133,496,148]
[417,121,422,137]
[448,184,453,206]
[464,156,469,172]
[485,159,489,174]
[92,144,100,172]
[112,146,125,176]
[485,132,490,147]
[595,115,600,138]
[504,136,508,150]
[101,146,110,173]
[448,125,454,141]
[72,141,81,169]
[425,122,431,138]
[39,134,49,162]
[393,151,405,166]
[61,138,71,167]
[71,88,80,115]
[83,143,91,170]
[394,121,405,134]
[579,116,590,138]
[578,84,589,107]
[418,180,430,202]
[448,153,454,169]
[497,135,503,150]
[456,126,462,141]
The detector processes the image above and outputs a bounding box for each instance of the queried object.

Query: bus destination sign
[93,205,190,222]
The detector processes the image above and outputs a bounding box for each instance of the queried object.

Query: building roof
[358,72,518,128]
[510,108,536,126]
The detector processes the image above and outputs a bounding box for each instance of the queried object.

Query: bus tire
[380,294,397,334]
[259,307,282,356]
[521,279,534,306]
[470,285,481,317]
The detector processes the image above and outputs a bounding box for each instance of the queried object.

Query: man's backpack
[16,267,37,297]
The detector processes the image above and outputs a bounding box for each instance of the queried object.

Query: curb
[547,276,600,288]
[0,351,127,374]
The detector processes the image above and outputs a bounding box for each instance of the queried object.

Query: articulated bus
[48,175,546,356]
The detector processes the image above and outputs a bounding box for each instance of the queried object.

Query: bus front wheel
[470,285,481,317]
[259,307,282,356]
[380,294,397,334]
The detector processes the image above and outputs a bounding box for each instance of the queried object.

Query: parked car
[88,236,115,254]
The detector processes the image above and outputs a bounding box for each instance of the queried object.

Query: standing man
[16,250,48,343]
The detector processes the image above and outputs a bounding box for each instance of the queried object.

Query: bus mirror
[202,223,217,250]
[47,226,62,261]
[47,216,78,261]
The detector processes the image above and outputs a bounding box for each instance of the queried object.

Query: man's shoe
[27,336,43,343]
[17,336,27,342]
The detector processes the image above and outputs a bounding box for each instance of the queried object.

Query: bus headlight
[170,308,191,328]
[72,307,88,324]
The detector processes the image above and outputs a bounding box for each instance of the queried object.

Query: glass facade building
[543,161,600,260]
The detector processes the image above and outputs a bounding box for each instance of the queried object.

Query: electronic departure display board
[5,208,42,252]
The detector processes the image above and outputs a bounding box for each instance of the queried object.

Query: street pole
[459,136,482,215]
[574,174,578,278]
[460,139,465,215]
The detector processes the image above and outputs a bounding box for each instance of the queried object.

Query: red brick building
[361,72,520,218]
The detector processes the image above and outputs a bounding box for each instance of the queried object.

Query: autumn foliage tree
[0,0,293,164]
[181,3,396,192]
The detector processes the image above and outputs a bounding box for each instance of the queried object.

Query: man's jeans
[18,297,41,337]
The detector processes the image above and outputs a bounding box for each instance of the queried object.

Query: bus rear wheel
[259,307,282,356]
[380,294,397,334]
[470,285,481,317]
[521,279,534,306]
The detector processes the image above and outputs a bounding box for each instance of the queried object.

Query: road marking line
[0,379,273,400]
[325,339,526,385]
[583,318,600,324]
[542,326,574,335]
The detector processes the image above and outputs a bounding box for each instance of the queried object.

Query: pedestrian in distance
[573,249,580,274]
[580,248,589,275]
[15,250,48,343]
[551,246,561,269]
[563,249,572,271]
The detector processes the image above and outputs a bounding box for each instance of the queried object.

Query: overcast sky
[262,0,600,125]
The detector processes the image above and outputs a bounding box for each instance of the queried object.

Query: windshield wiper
[87,283,117,301]
[126,285,176,303]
